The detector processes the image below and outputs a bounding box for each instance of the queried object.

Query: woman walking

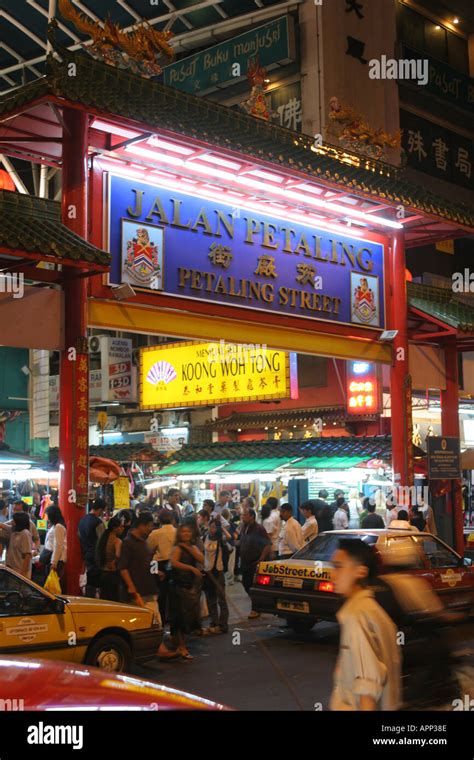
[96,515,124,601]
[169,524,204,660]
[43,506,67,592]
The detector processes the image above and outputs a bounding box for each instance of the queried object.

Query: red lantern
[0,169,15,192]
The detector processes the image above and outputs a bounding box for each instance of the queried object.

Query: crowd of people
[0,484,437,667]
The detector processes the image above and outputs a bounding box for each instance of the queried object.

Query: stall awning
[287,456,368,470]
[219,457,295,473]
[157,460,229,476]
[408,283,474,350]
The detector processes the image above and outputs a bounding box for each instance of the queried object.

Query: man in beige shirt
[330,538,401,711]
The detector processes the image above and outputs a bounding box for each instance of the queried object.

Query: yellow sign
[97,411,108,431]
[113,476,130,510]
[140,341,295,410]
[435,240,454,254]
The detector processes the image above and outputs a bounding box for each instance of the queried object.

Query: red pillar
[389,230,413,491]
[59,108,89,595]
[441,337,464,554]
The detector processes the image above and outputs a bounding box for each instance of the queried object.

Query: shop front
[1,35,473,590]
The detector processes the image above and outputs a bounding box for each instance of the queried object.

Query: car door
[0,568,77,661]
[411,535,474,611]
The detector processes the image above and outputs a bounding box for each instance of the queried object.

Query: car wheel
[287,618,316,634]
[85,634,132,673]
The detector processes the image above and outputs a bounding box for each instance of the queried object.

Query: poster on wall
[107,175,385,330]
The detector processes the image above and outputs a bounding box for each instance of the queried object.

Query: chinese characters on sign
[401,110,473,189]
[75,354,89,498]
[140,341,298,410]
[346,361,380,415]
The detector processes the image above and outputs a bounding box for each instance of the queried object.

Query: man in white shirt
[278,503,304,559]
[262,497,281,557]
[300,502,319,543]
[333,503,349,530]
[146,511,177,626]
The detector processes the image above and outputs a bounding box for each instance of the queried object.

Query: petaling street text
[126,189,374,270]
[178,268,341,314]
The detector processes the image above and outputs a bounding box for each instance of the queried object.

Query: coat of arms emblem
[121,220,164,289]
[351,273,379,326]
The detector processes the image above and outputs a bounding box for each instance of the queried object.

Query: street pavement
[133,582,474,711]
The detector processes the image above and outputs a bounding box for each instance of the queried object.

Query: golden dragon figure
[58,0,174,77]
[327,96,401,160]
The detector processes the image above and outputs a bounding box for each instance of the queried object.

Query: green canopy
[219,457,294,473]
[157,459,228,476]
[287,456,367,470]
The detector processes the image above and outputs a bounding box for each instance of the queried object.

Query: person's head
[358,492,365,502]
[90,498,106,515]
[176,523,194,544]
[159,510,174,526]
[221,507,230,521]
[218,490,230,506]
[182,515,199,542]
[266,496,279,511]
[107,515,124,535]
[397,509,408,521]
[279,502,293,521]
[332,538,377,597]
[318,489,329,501]
[334,489,344,501]
[118,509,133,527]
[167,488,181,506]
[132,510,154,538]
[365,498,376,514]
[242,507,256,524]
[336,495,346,509]
[202,499,215,515]
[208,518,223,540]
[12,512,30,532]
[244,496,255,511]
[197,509,210,527]
[261,504,271,521]
[411,504,420,515]
[13,500,28,514]
[32,492,42,507]
[45,505,65,526]
[300,501,315,520]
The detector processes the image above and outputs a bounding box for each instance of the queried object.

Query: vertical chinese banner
[74,351,89,505]
[405,374,414,487]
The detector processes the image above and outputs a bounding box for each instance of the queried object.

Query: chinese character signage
[107,175,385,329]
[74,354,89,497]
[401,46,474,115]
[427,436,461,480]
[162,16,296,95]
[346,361,381,414]
[401,110,472,189]
[269,82,302,132]
[139,342,297,410]
[144,428,189,452]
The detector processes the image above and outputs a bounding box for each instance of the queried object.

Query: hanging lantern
[405,268,413,282]
[0,169,15,192]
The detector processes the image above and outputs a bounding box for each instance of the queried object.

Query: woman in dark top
[410,505,426,532]
[96,516,124,601]
[169,524,204,660]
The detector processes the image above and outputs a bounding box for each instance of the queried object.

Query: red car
[250,529,474,633]
[0,656,228,711]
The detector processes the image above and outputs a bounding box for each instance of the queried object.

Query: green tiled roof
[408,282,474,332]
[220,457,294,473]
[160,436,426,467]
[1,29,473,230]
[0,190,110,267]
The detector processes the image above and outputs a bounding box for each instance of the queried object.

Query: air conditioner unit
[88,336,102,354]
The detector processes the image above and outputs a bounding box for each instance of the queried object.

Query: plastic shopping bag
[44,569,62,595]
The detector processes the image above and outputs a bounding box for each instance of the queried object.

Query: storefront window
[397,3,468,73]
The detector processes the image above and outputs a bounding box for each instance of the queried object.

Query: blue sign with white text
[107,174,385,328]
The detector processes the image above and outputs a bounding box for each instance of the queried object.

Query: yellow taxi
[0,566,161,672]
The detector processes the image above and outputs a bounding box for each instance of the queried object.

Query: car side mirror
[54,599,66,614]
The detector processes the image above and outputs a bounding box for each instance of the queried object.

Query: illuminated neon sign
[346,361,380,414]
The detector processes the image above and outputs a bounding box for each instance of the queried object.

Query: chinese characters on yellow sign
[140,341,297,410]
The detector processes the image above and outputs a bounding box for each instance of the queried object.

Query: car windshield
[293,533,378,562]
